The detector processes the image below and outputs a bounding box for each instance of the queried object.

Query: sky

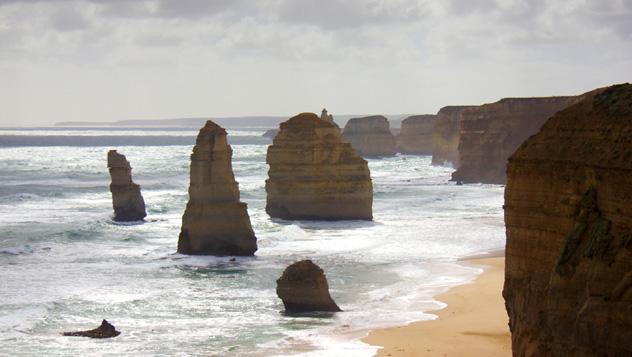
[0,0,630,126]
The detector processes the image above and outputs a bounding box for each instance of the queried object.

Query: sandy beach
[363,256,511,356]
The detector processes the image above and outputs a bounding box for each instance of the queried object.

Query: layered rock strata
[396,114,437,154]
[63,320,121,338]
[266,112,372,220]
[503,84,632,356]
[342,115,396,157]
[431,106,474,167]
[178,120,257,256]
[276,260,341,313]
[452,96,580,184]
[107,150,146,221]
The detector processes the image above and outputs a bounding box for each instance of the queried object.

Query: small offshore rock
[62,319,121,338]
[276,260,341,313]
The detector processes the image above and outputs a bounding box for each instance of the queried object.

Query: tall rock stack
[107,150,146,221]
[342,115,396,157]
[396,114,437,155]
[451,96,580,184]
[178,120,257,256]
[503,84,632,356]
[431,106,474,167]
[266,112,373,220]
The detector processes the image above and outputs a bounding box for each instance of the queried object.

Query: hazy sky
[0,0,630,126]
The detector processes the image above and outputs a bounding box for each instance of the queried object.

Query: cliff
[503,84,632,356]
[107,150,146,221]
[342,115,396,157]
[178,120,257,256]
[431,106,474,167]
[452,96,580,184]
[276,260,341,313]
[266,112,373,220]
[396,114,437,154]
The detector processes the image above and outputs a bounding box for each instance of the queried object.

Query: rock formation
[107,150,146,221]
[320,108,337,127]
[452,96,581,184]
[431,106,474,167]
[266,112,372,220]
[178,120,257,256]
[342,115,396,157]
[63,320,121,338]
[262,129,279,139]
[396,114,437,154]
[276,260,341,313]
[503,84,632,356]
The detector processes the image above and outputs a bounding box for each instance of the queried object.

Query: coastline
[362,253,511,356]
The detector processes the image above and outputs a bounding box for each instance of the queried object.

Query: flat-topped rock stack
[107,150,146,222]
[178,120,257,256]
[431,106,474,167]
[266,112,373,221]
[342,115,396,157]
[397,114,437,155]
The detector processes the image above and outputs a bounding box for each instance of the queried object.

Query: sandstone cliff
[431,106,474,167]
[396,114,437,154]
[178,120,257,256]
[276,260,341,313]
[266,112,373,220]
[503,84,632,356]
[452,96,580,184]
[107,150,146,221]
[342,115,396,157]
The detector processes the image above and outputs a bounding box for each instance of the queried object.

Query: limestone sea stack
[452,96,580,184]
[431,106,474,167]
[503,84,632,356]
[276,260,341,313]
[178,120,257,256]
[342,115,396,157]
[396,114,437,154]
[63,320,121,338]
[266,112,372,220]
[107,150,146,221]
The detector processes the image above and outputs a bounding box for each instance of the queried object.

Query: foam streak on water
[0,132,505,356]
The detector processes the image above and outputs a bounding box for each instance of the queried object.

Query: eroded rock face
[320,108,337,127]
[107,150,146,221]
[397,115,437,154]
[431,106,474,167]
[178,120,257,256]
[276,260,341,313]
[342,115,396,157]
[63,320,121,338]
[452,96,580,184]
[503,84,632,356]
[266,112,372,220]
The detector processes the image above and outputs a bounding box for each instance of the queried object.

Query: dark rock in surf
[276,260,341,313]
[62,319,121,338]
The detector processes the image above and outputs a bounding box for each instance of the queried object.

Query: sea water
[0,128,505,356]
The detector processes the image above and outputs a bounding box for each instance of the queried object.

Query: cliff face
[452,97,580,184]
[342,115,396,157]
[503,84,632,356]
[276,260,341,313]
[431,106,474,167]
[178,120,257,256]
[107,150,146,221]
[397,115,437,154]
[266,112,373,220]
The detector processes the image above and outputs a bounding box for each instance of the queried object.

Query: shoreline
[362,255,511,356]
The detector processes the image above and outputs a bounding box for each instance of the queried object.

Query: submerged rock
[107,150,146,221]
[431,106,474,167]
[503,84,632,356]
[396,114,437,155]
[265,112,373,220]
[276,260,341,313]
[62,319,121,338]
[342,115,396,157]
[178,120,257,256]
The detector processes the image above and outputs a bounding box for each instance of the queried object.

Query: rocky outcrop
[63,320,121,338]
[262,129,279,139]
[503,84,632,356]
[266,112,372,220]
[320,108,337,127]
[276,260,341,313]
[396,115,437,154]
[431,106,474,167]
[452,96,580,184]
[178,120,257,256]
[107,150,146,221]
[342,115,396,157]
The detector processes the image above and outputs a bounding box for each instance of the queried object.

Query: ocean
[0,127,506,356]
